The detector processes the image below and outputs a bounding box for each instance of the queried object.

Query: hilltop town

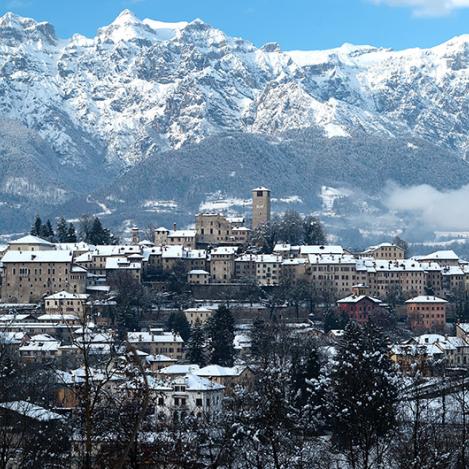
[1,187,469,467]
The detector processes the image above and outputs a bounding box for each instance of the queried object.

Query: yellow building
[1,250,86,303]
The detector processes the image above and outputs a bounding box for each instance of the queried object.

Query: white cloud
[385,183,469,230]
[370,0,469,16]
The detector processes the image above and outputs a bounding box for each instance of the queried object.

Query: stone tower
[251,187,271,230]
[130,226,139,245]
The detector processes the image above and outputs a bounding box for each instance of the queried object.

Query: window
[196,398,202,407]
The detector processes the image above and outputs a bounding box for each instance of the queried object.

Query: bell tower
[251,187,271,230]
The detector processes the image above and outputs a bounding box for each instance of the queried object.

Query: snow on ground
[320,186,350,214]
[199,193,250,212]
[271,195,303,204]
[142,200,178,213]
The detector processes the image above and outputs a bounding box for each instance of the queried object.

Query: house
[406,296,448,332]
[158,364,200,378]
[361,243,405,260]
[44,290,89,319]
[414,250,460,267]
[7,235,55,252]
[145,354,177,373]
[390,342,443,376]
[337,294,385,324]
[255,255,282,286]
[127,330,184,360]
[153,226,196,249]
[18,334,62,363]
[187,270,210,285]
[184,307,213,325]
[1,250,86,303]
[195,365,255,392]
[153,374,224,423]
[210,246,238,283]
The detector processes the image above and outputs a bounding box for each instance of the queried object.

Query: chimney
[173,223,177,232]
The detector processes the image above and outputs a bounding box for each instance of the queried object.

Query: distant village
[1,187,469,466]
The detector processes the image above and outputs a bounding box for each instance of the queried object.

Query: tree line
[30,214,118,245]
[251,210,326,252]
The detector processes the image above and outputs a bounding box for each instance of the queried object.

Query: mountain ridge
[2,10,469,237]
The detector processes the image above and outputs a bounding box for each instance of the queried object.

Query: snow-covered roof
[38,314,80,322]
[415,250,459,262]
[184,307,212,313]
[45,290,89,300]
[195,364,243,377]
[411,334,446,345]
[128,331,184,343]
[2,250,72,263]
[337,294,382,304]
[188,269,209,275]
[55,242,91,251]
[300,245,344,256]
[0,401,64,421]
[105,257,141,270]
[457,323,469,333]
[0,313,32,322]
[211,246,238,255]
[442,266,464,276]
[252,186,270,192]
[186,249,207,259]
[9,235,53,246]
[29,333,58,342]
[145,354,176,363]
[0,332,28,344]
[168,230,196,238]
[282,258,306,265]
[308,254,356,265]
[255,254,282,263]
[357,258,424,272]
[405,296,448,304]
[364,242,402,252]
[173,374,224,391]
[159,364,200,375]
[20,340,60,352]
[161,245,185,258]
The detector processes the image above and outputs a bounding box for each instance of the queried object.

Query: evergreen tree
[325,321,399,468]
[166,311,191,342]
[278,210,303,245]
[30,215,42,236]
[66,223,77,242]
[80,216,117,245]
[250,318,272,366]
[393,235,409,258]
[56,217,68,242]
[291,343,321,409]
[303,215,326,245]
[185,319,206,366]
[205,305,235,366]
[40,219,55,241]
[323,309,349,333]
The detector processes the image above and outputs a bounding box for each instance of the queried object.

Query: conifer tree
[205,305,235,366]
[325,321,399,469]
[166,311,191,342]
[56,217,68,242]
[30,215,42,236]
[66,223,77,242]
[40,219,55,241]
[250,318,271,366]
[185,319,206,366]
[303,215,326,245]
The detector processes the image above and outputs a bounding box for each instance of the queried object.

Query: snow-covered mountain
[2,9,469,169]
[2,9,469,234]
